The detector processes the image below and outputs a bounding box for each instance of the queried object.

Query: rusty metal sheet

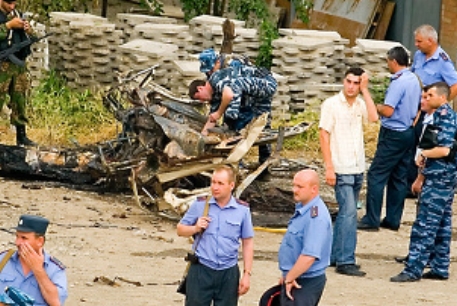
[294,0,381,45]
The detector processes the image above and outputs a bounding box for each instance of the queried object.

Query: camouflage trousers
[0,62,29,126]
[404,174,456,278]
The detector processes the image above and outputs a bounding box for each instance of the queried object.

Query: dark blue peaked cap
[259,284,281,306]
[14,214,49,235]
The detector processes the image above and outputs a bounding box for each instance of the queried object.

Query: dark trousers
[185,263,239,306]
[362,126,414,228]
[280,274,326,306]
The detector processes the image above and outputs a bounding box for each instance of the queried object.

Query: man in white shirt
[319,67,378,276]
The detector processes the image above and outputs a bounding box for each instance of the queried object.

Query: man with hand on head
[319,67,378,277]
[0,214,68,306]
[278,169,332,306]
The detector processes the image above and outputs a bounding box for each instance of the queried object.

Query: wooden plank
[374,1,396,40]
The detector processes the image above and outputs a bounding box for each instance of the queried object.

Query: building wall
[440,0,457,60]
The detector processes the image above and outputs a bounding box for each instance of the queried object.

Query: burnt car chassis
[0,65,311,218]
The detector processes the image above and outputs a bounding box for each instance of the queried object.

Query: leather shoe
[390,273,419,282]
[422,271,448,280]
[357,221,379,231]
[394,255,408,264]
[330,262,361,269]
[335,264,366,277]
[380,219,399,231]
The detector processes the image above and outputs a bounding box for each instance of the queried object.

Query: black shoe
[390,273,420,282]
[380,219,399,231]
[16,125,37,147]
[330,262,361,269]
[422,271,448,280]
[357,221,379,232]
[394,255,408,264]
[335,264,366,277]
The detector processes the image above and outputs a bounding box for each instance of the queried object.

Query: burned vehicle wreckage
[0,66,311,219]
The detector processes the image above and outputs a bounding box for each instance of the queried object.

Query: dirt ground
[0,176,456,306]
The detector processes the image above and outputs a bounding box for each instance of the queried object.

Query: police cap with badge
[14,214,49,235]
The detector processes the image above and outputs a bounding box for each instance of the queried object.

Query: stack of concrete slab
[271,37,333,111]
[132,23,192,55]
[188,15,245,54]
[232,28,260,61]
[28,22,48,88]
[49,13,122,90]
[347,39,404,78]
[117,39,183,88]
[169,60,206,98]
[271,73,291,121]
[115,13,178,43]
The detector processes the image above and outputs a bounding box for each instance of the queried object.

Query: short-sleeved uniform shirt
[319,91,368,174]
[179,196,254,270]
[422,103,457,176]
[278,196,332,278]
[382,68,422,131]
[412,47,457,87]
[0,250,68,306]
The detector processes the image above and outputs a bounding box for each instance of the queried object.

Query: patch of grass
[272,110,321,161]
[27,70,118,146]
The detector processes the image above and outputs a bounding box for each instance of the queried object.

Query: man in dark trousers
[177,165,254,306]
[278,169,332,306]
[358,46,422,231]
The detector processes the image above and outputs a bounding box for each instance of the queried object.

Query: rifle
[0,32,54,67]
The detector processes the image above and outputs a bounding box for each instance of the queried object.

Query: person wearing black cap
[0,0,37,146]
[0,214,68,305]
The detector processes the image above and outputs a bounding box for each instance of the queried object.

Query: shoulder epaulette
[235,198,249,207]
[391,72,403,80]
[196,196,208,201]
[310,206,318,218]
[50,256,66,270]
[440,52,449,61]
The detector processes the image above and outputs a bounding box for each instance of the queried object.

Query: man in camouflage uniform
[391,82,457,282]
[0,0,36,146]
[189,66,277,163]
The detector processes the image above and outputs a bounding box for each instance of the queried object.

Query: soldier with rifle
[0,0,36,146]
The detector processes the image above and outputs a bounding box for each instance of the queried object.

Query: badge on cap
[311,206,318,218]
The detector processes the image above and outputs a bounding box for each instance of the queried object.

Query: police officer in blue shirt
[412,25,457,99]
[358,46,422,231]
[0,214,68,306]
[177,165,254,306]
[391,82,457,282]
[278,169,332,306]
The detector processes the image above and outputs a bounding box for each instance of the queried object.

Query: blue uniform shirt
[423,103,457,176]
[278,196,332,278]
[412,47,457,86]
[180,196,254,270]
[382,68,421,131]
[0,250,68,306]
